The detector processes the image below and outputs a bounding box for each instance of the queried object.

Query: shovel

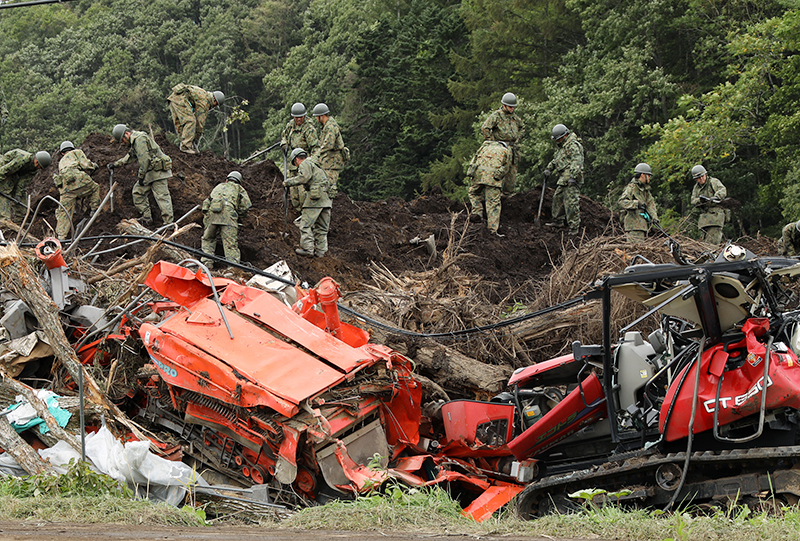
[534,173,547,226]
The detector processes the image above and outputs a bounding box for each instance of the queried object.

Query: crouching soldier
[201,171,252,268]
[54,141,100,239]
[0,149,51,221]
[284,148,331,258]
[467,140,512,236]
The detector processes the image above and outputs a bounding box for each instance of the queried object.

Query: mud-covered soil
[26,133,616,296]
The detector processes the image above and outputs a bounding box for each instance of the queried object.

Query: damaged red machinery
[54,241,800,519]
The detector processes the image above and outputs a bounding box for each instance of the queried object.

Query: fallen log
[0,414,55,475]
[117,219,197,262]
[0,243,155,448]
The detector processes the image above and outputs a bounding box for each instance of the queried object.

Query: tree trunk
[0,414,55,475]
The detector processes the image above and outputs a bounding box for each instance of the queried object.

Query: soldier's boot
[315,251,326,258]
[140,215,153,226]
[295,248,314,257]
[469,213,483,223]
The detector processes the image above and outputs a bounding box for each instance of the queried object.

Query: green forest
[1,0,798,236]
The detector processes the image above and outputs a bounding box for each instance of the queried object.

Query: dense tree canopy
[0,0,798,235]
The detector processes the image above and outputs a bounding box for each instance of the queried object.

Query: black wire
[8,233,589,343]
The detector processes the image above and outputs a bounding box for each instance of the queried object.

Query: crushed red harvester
[39,240,800,518]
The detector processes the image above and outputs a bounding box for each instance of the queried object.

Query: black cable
[8,233,589,343]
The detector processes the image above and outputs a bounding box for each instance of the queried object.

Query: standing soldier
[780,221,800,257]
[284,148,331,258]
[467,141,512,236]
[690,165,727,245]
[311,103,348,198]
[618,163,659,242]
[544,123,584,235]
[201,171,252,268]
[281,102,318,211]
[0,149,51,222]
[167,84,224,154]
[54,141,100,239]
[109,124,174,226]
[481,92,524,194]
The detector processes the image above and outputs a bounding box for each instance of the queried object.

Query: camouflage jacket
[781,222,800,257]
[467,141,511,188]
[481,108,524,162]
[281,118,318,171]
[167,84,215,135]
[55,149,98,192]
[203,180,252,226]
[691,176,727,229]
[545,132,584,186]
[0,149,36,183]
[113,130,173,184]
[312,117,347,171]
[619,177,658,232]
[285,157,331,208]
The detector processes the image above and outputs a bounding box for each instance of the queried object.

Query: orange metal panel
[221,284,374,372]
[154,298,347,407]
[462,484,524,522]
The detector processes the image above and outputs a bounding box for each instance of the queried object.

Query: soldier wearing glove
[544,123,584,235]
[166,84,224,154]
[110,123,173,225]
[200,171,251,268]
[690,165,727,245]
[284,148,331,258]
[618,163,658,243]
[280,102,318,211]
[54,141,100,239]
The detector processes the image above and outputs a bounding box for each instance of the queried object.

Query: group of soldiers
[0,83,350,267]
[465,92,730,245]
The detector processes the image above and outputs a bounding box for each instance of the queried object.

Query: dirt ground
[0,521,608,541]
[26,133,616,297]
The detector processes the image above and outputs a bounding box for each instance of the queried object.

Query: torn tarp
[2,388,71,434]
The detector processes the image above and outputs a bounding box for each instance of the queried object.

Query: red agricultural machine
[125,246,800,518]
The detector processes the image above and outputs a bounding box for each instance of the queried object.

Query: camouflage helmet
[796,221,800,234]
[501,92,518,107]
[312,103,330,117]
[213,91,225,106]
[691,165,707,179]
[291,103,306,117]
[226,171,242,183]
[634,163,652,175]
[35,151,52,168]
[551,124,569,140]
[112,123,128,142]
[59,141,75,153]
[289,147,307,163]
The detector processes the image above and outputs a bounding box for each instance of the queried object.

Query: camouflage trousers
[552,184,580,232]
[625,229,647,243]
[323,168,339,198]
[501,161,518,195]
[133,178,173,224]
[56,181,100,239]
[468,183,502,234]
[700,226,724,246]
[201,222,240,266]
[0,176,30,222]
[781,223,799,257]
[298,207,331,256]
[169,98,200,152]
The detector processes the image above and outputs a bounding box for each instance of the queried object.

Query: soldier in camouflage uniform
[110,124,174,225]
[544,124,584,234]
[0,149,51,221]
[54,141,100,239]
[311,103,348,198]
[689,165,727,245]
[281,103,318,211]
[780,222,800,257]
[284,148,332,258]
[201,171,252,268]
[167,84,224,154]
[481,92,524,194]
[618,163,659,243]
[467,141,512,236]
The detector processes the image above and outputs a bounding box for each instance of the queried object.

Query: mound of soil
[25,133,615,295]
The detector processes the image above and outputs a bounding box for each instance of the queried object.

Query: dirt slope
[26,133,615,295]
